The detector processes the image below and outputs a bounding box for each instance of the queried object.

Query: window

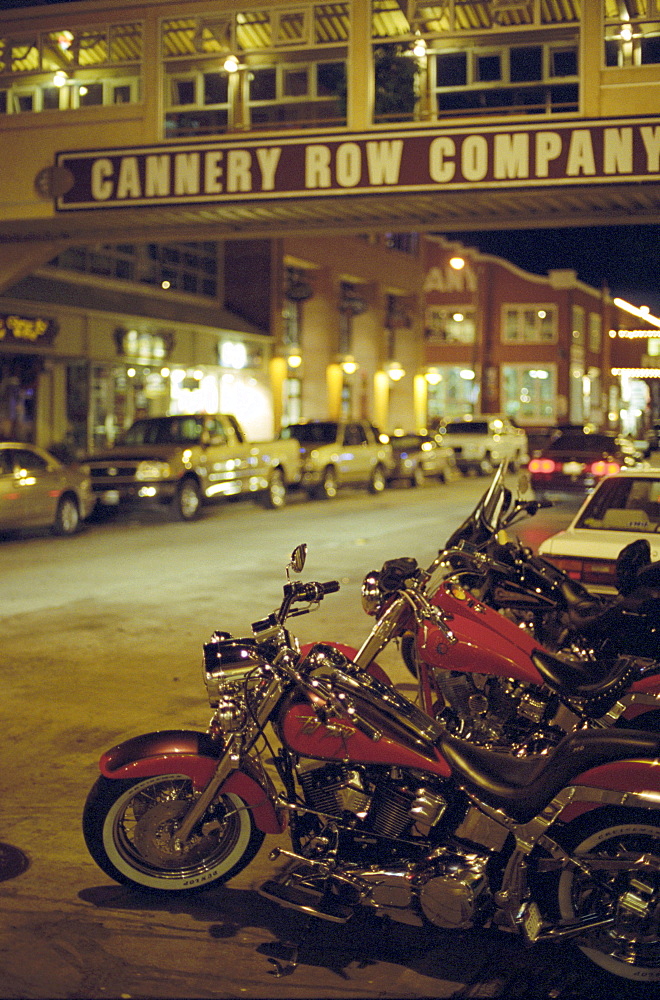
[162,7,348,137]
[502,305,556,344]
[425,306,476,344]
[605,13,660,67]
[432,38,578,117]
[501,365,556,423]
[589,313,602,354]
[0,21,141,116]
[426,366,479,421]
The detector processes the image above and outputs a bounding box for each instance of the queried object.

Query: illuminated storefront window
[502,364,556,424]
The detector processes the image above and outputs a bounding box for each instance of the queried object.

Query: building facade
[1,2,660,452]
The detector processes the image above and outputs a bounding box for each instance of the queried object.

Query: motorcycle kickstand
[265,917,313,977]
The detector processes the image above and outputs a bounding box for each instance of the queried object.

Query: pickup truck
[280,419,394,498]
[85,413,302,520]
[437,414,529,475]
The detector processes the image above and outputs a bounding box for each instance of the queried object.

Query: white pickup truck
[280,419,394,498]
[85,413,302,520]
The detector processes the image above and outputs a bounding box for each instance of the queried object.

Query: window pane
[552,47,578,76]
[510,46,542,82]
[79,83,103,106]
[317,61,345,97]
[250,67,276,100]
[436,51,467,86]
[172,78,195,105]
[283,68,308,97]
[477,54,501,82]
[204,72,228,104]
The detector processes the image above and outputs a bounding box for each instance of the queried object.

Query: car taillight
[544,555,617,588]
[528,458,557,473]
[589,460,620,476]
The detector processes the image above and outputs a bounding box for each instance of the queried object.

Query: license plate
[101,490,120,505]
[562,461,584,475]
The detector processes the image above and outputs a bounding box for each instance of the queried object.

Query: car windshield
[121,417,204,445]
[281,422,338,444]
[576,477,660,533]
[444,422,489,434]
[547,432,617,454]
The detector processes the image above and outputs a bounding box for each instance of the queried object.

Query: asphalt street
[0,475,653,1000]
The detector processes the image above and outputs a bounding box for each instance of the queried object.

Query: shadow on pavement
[78,882,654,999]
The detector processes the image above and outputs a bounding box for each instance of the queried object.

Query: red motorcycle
[83,546,660,984]
[351,553,660,753]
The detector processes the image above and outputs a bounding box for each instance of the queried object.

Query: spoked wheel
[82,774,264,891]
[556,808,660,981]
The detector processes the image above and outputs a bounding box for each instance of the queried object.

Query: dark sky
[444,225,660,315]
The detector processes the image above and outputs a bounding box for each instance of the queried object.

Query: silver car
[0,442,94,535]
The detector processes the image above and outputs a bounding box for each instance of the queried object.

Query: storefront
[0,294,273,455]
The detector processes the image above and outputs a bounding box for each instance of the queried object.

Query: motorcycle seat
[530,647,635,711]
[440,726,660,824]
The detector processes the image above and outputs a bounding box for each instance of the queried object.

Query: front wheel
[52,493,80,535]
[82,774,265,892]
[556,807,660,981]
[368,464,387,494]
[173,477,202,521]
[263,467,286,509]
[313,466,338,500]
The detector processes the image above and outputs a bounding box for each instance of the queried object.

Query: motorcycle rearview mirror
[287,543,307,579]
[516,470,531,497]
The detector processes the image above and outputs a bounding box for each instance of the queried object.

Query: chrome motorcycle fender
[559,758,660,823]
[98,729,286,835]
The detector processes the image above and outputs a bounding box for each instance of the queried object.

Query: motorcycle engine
[295,760,493,929]
[297,760,447,840]
[432,669,563,754]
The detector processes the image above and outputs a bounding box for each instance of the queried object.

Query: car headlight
[135,460,171,481]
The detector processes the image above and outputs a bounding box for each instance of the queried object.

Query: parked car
[528,427,645,499]
[538,469,660,593]
[85,414,302,520]
[436,414,529,474]
[387,431,459,486]
[279,419,393,498]
[0,442,94,535]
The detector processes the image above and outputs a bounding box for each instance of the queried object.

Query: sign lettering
[56,118,660,211]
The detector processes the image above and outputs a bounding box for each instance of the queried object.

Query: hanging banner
[55,117,660,211]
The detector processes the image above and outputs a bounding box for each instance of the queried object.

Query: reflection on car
[387,432,460,487]
[528,428,645,499]
[0,442,94,536]
[539,470,660,593]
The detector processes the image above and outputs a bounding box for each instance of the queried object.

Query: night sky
[443,225,660,316]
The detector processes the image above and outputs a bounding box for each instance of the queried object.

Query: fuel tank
[421,581,545,684]
[275,643,451,777]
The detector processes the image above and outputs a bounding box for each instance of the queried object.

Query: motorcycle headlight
[203,638,268,708]
[361,570,382,616]
[135,460,171,481]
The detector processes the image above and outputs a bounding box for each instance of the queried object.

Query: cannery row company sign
[55,117,660,211]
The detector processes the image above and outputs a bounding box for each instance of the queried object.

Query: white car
[437,414,529,475]
[539,469,660,593]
